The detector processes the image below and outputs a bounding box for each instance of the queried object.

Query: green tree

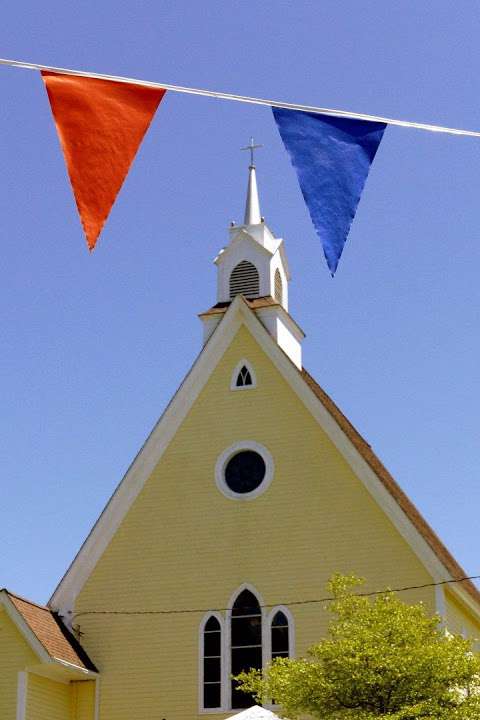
[236,575,480,719]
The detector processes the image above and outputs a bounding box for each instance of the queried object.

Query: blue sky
[1,1,479,603]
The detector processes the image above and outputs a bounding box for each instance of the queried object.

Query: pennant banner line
[1,56,480,139]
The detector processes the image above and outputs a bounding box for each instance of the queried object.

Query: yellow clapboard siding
[72,323,467,720]
[445,589,480,646]
[23,674,95,720]
[0,608,38,720]
[26,673,70,720]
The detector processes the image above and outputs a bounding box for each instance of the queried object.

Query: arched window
[230,261,260,299]
[271,610,289,661]
[202,615,222,709]
[199,594,294,711]
[274,269,283,305]
[231,589,262,709]
[231,360,256,391]
[236,366,252,387]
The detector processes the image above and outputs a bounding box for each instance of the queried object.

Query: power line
[72,574,480,621]
[1,56,480,138]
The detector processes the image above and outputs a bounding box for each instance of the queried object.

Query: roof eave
[0,590,51,663]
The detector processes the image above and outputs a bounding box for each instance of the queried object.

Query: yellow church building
[1,159,480,720]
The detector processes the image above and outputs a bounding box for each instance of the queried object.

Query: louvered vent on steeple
[274,269,283,305]
[229,261,260,299]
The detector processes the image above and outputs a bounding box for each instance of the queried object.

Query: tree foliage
[236,575,480,719]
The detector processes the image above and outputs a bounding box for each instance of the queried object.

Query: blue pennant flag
[272,107,386,275]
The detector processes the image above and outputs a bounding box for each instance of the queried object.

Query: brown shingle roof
[300,369,480,607]
[199,296,305,336]
[199,295,280,316]
[4,590,96,671]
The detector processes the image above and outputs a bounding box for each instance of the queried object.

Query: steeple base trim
[255,306,303,369]
[199,296,304,369]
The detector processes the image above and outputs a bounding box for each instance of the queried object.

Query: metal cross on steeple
[241,137,263,167]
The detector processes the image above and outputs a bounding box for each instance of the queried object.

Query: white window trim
[227,584,265,712]
[199,587,294,713]
[215,441,274,501]
[199,611,225,713]
[263,606,295,712]
[230,359,257,391]
[266,605,295,662]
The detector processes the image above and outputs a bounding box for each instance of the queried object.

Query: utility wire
[72,574,480,621]
[1,56,480,138]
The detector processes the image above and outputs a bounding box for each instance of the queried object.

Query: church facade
[2,162,480,720]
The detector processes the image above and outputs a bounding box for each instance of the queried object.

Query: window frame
[266,605,295,664]
[226,584,267,712]
[199,590,294,713]
[199,611,226,713]
[215,441,274,501]
[230,359,257,391]
[262,606,295,711]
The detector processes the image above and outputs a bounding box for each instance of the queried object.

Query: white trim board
[94,676,101,720]
[49,296,480,622]
[16,671,27,720]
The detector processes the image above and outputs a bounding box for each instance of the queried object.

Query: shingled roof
[199,295,281,315]
[300,369,480,607]
[199,295,305,336]
[2,590,96,671]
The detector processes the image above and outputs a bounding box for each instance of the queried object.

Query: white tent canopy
[226,706,283,720]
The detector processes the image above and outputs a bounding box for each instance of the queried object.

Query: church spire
[242,137,262,225]
[202,141,302,366]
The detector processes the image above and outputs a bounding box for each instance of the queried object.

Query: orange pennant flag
[41,71,166,250]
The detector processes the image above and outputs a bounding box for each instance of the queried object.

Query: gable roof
[215,227,276,261]
[0,589,96,671]
[49,295,480,618]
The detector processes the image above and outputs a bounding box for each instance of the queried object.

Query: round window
[224,450,266,494]
[215,441,274,500]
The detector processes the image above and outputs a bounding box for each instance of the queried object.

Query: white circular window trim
[215,440,274,500]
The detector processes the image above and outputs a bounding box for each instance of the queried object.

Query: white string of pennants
[1,56,478,273]
[2,56,479,137]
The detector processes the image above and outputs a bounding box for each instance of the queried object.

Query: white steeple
[243,138,262,225]
[200,141,304,368]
